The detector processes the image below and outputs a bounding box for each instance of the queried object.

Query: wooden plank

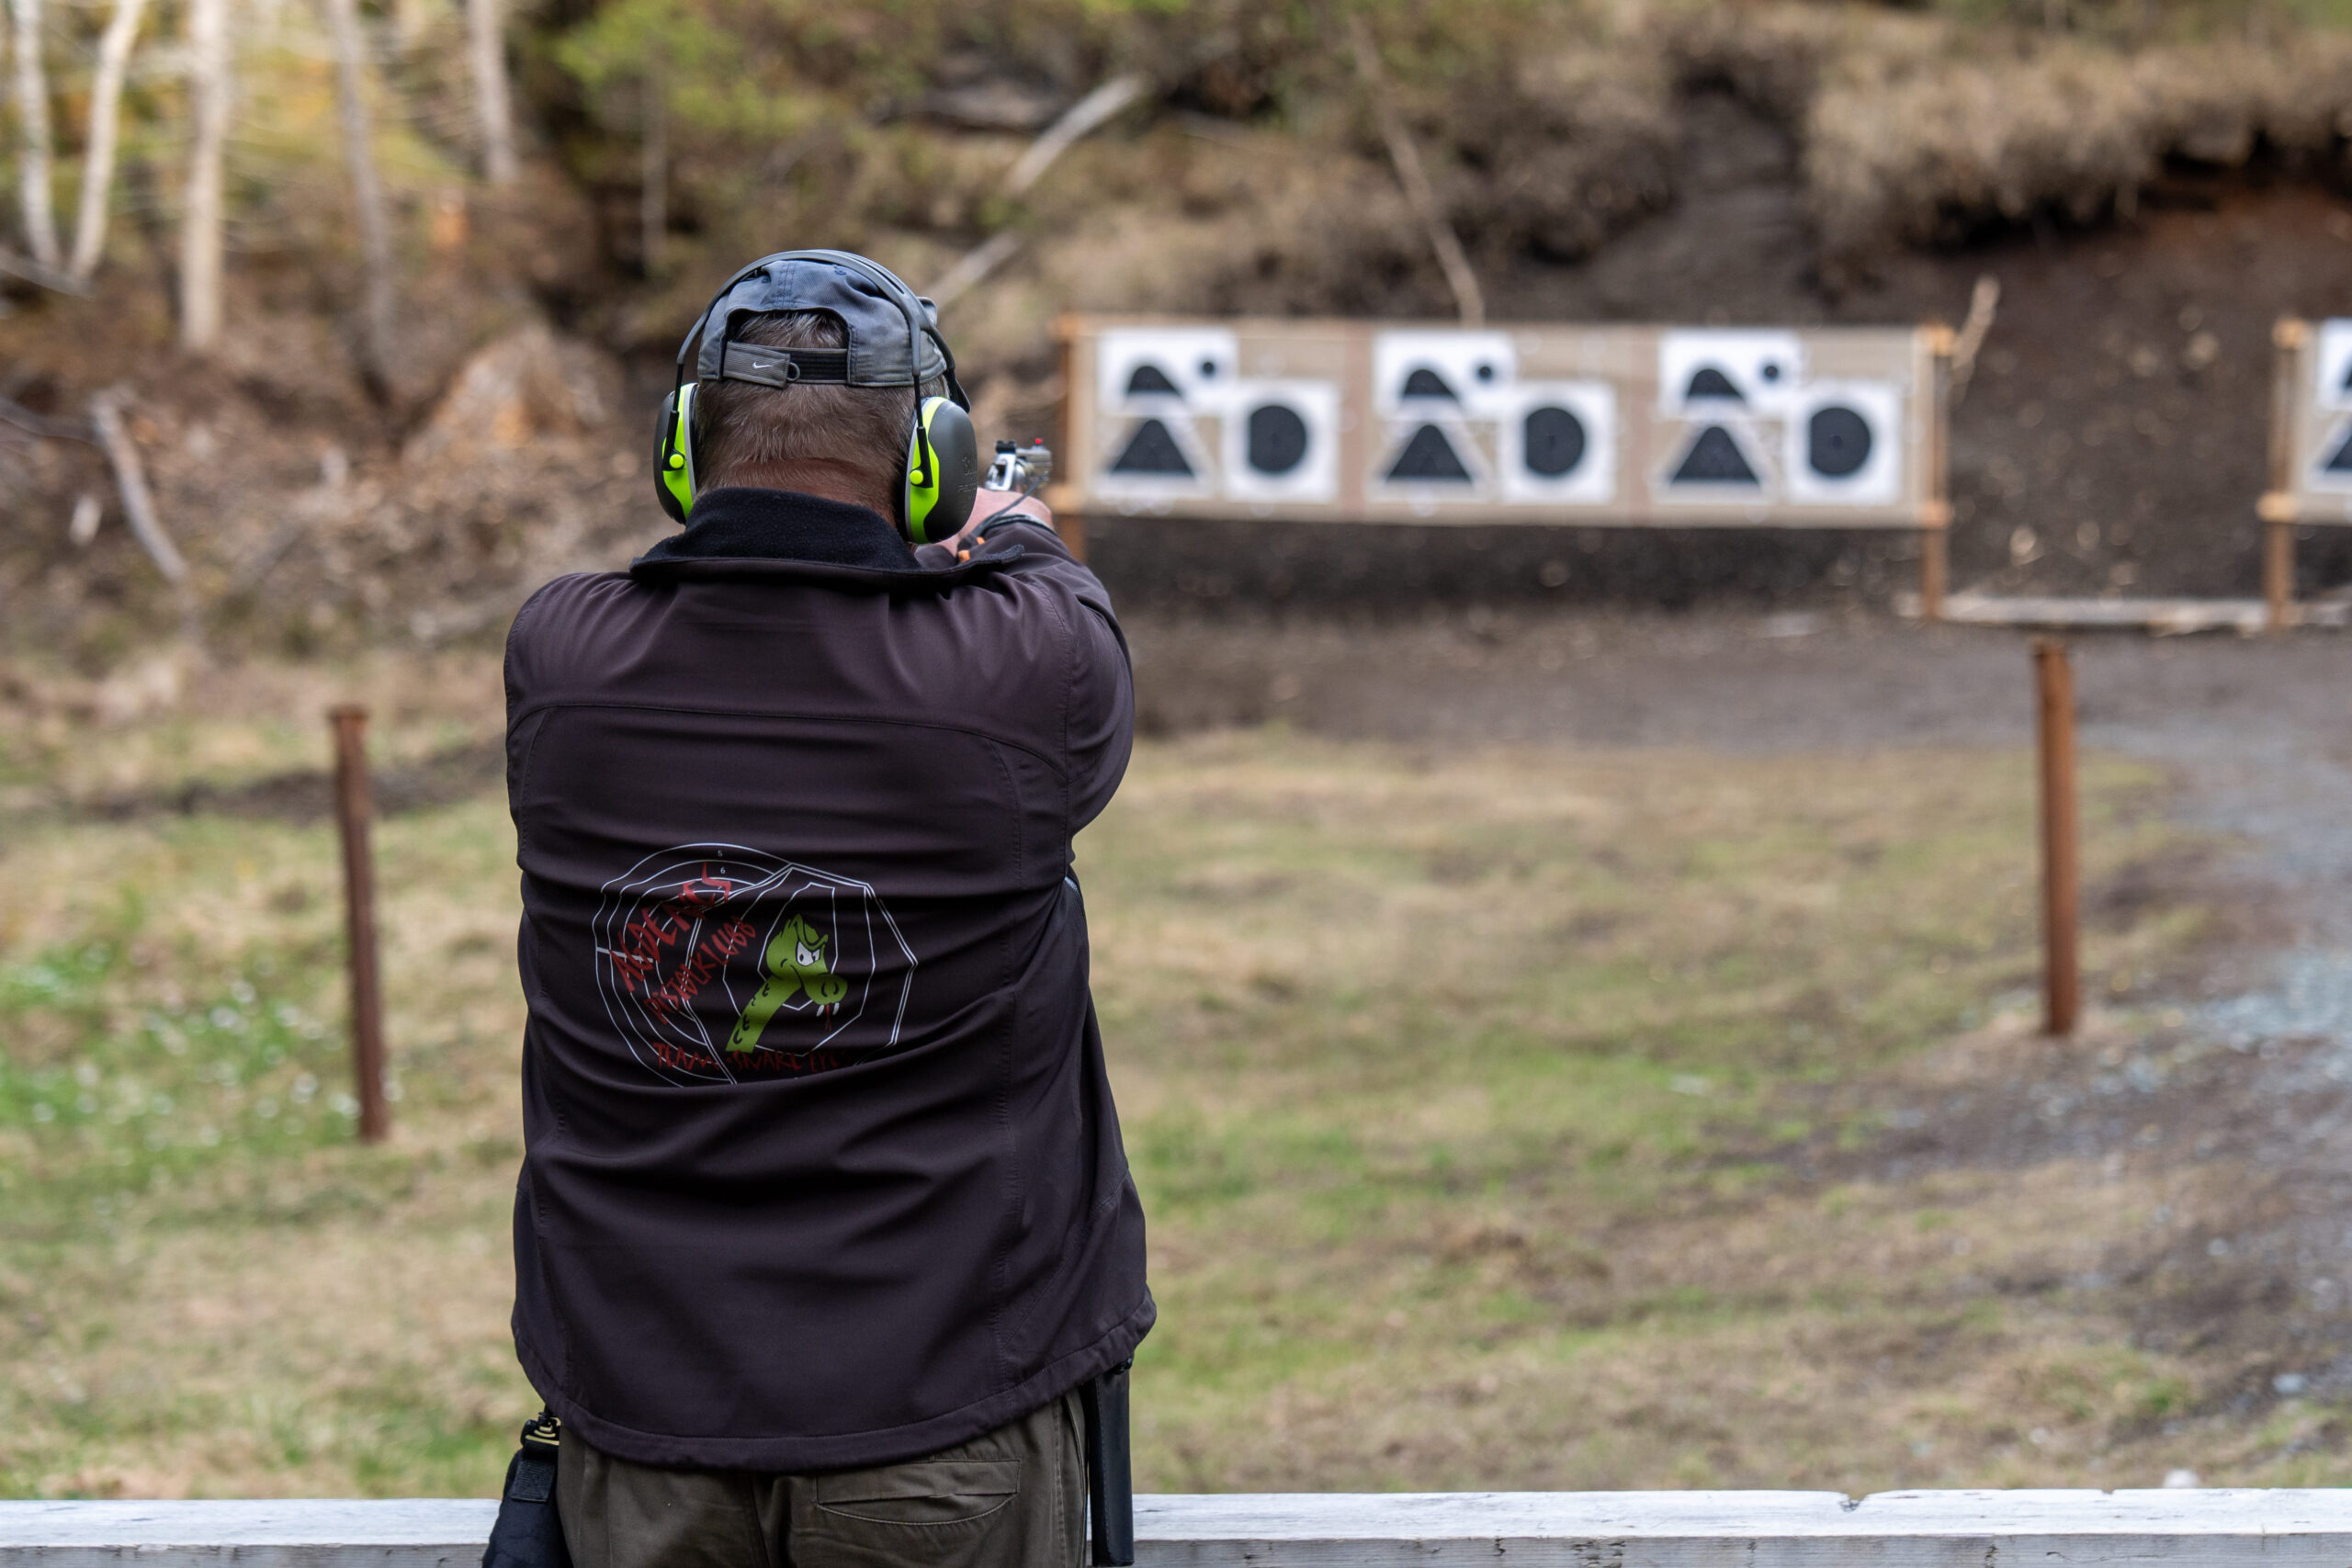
[21,1492,2352,1568]
[1894,593,2352,632]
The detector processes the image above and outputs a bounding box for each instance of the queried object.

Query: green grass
[0,681,2312,1497]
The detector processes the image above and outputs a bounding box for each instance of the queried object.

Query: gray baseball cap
[680,249,967,407]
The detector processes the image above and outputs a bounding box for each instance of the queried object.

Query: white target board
[2268,320,2352,514]
[1058,318,1940,527]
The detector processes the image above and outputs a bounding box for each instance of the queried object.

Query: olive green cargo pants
[556,1393,1086,1568]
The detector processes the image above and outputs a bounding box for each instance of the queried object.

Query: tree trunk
[322,0,395,386]
[176,0,230,350]
[465,0,514,184]
[8,0,60,269]
[68,0,150,282]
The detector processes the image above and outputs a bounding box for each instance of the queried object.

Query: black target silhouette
[1387,423,1472,481]
[2324,424,2352,474]
[1245,404,1310,475]
[1125,364,1180,397]
[1669,425,1758,485]
[1400,367,1458,400]
[1806,406,1873,478]
[1683,367,1745,402]
[1521,406,1587,478]
[1110,418,1193,475]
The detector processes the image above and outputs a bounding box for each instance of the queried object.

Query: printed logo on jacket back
[592,844,915,1084]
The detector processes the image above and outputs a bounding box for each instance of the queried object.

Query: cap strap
[716,343,853,389]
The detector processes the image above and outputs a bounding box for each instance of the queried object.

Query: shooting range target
[2315,320,2352,413]
[1221,379,1341,503]
[1657,330,1806,416]
[1783,381,1903,506]
[1498,381,1616,504]
[591,843,915,1088]
[1065,319,1934,525]
[1094,325,1239,411]
[1373,329,1517,414]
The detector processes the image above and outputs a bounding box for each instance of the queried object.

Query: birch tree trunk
[8,0,60,269]
[176,0,230,349]
[322,0,394,385]
[465,0,514,184]
[68,0,151,282]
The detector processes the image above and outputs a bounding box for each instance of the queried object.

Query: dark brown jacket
[503,487,1149,1472]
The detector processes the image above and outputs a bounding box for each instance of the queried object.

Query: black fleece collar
[642,487,921,570]
[629,486,1022,592]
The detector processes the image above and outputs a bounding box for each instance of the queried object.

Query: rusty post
[2033,640,2079,1037]
[330,705,390,1143]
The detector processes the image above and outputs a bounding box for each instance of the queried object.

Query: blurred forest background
[7,0,2352,659]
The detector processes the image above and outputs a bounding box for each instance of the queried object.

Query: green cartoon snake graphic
[726,914,849,1053]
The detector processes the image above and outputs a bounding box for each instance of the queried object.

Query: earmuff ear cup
[902,396,980,543]
[655,383,699,524]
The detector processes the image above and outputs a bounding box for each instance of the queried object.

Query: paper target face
[1095,326,1240,411]
[2309,414,2352,492]
[1658,417,1775,499]
[1657,330,1805,416]
[1373,330,1517,414]
[1783,381,1902,505]
[2314,320,2352,413]
[1221,379,1340,503]
[1498,382,1616,504]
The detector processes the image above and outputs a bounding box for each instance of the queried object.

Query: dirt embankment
[10,4,2352,660]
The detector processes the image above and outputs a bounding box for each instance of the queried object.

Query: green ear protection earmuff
[655,381,698,525]
[904,395,979,544]
[652,252,981,543]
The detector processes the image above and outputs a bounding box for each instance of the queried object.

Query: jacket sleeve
[972,519,1134,833]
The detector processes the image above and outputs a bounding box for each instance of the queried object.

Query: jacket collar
[629,487,1020,592]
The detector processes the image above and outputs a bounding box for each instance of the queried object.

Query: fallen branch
[926,231,1023,312]
[89,388,200,643]
[926,73,1148,310]
[1946,274,2001,408]
[1004,73,1145,197]
[1347,16,1484,327]
[0,393,95,441]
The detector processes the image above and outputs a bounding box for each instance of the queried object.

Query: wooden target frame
[1051,316,1956,615]
[2258,317,2352,629]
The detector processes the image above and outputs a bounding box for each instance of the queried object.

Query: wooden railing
[9,1490,2352,1566]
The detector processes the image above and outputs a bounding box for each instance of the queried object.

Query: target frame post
[2033,640,2080,1038]
[2263,317,2305,635]
[1920,324,1955,622]
[329,705,390,1144]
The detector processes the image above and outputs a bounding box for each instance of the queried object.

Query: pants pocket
[811,1459,1020,1527]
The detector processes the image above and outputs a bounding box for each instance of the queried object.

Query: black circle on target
[1521,406,1588,478]
[1807,406,1873,478]
[1246,404,1311,475]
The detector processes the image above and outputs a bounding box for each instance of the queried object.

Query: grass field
[0,654,2306,1498]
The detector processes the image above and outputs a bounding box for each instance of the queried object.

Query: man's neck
[705,462,893,519]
